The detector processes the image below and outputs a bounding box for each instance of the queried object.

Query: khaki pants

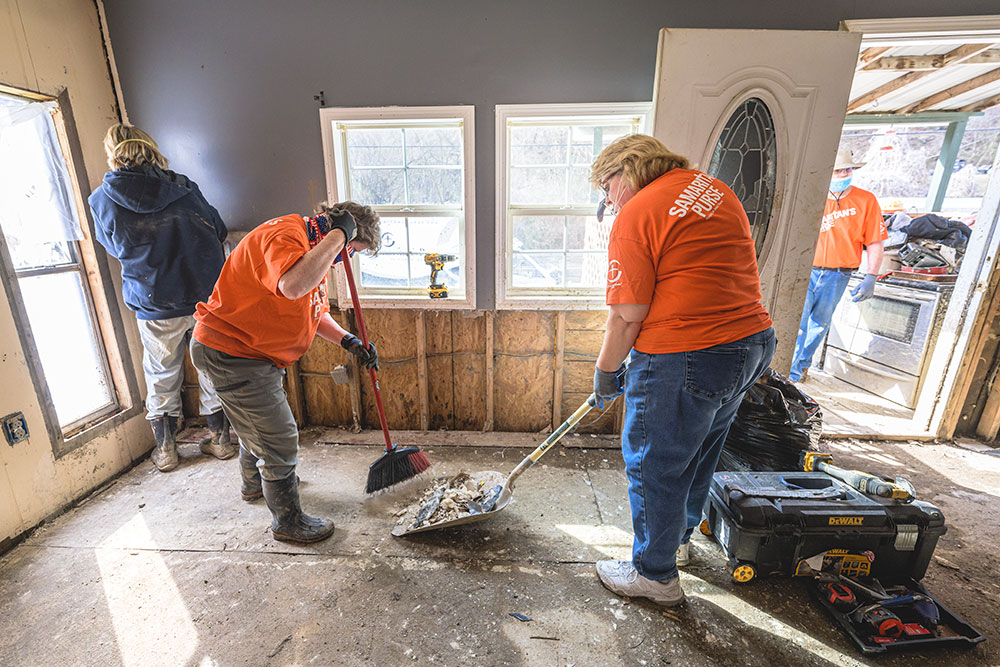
[189,339,297,481]
[137,315,221,419]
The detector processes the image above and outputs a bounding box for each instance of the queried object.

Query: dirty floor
[0,429,997,666]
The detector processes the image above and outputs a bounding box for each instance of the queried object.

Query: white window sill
[496,295,608,311]
[332,294,476,310]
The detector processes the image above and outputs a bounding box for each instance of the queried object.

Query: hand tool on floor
[392,390,615,536]
[424,253,456,299]
[801,452,915,502]
[341,248,431,492]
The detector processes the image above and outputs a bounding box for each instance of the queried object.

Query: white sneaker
[676,542,690,567]
[595,560,685,607]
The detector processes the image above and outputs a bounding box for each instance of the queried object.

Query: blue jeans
[789,268,852,381]
[622,327,776,582]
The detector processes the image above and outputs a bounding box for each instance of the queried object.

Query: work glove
[341,334,379,370]
[851,274,877,302]
[593,363,627,409]
[327,208,356,243]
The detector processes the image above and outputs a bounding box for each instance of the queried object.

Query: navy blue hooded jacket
[89,165,227,320]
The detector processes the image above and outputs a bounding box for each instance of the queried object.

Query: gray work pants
[189,339,297,481]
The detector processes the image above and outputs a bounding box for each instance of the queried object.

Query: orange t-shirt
[813,186,887,269]
[606,169,773,354]
[193,215,329,368]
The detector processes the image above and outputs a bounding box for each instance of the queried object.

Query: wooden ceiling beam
[903,66,1000,113]
[857,46,893,70]
[862,48,1000,71]
[847,43,995,112]
[957,91,1000,113]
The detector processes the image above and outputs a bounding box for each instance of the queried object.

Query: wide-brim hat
[834,148,867,170]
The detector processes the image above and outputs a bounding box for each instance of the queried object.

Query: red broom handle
[340,248,393,451]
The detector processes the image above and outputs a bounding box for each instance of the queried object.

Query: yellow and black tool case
[702,471,946,585]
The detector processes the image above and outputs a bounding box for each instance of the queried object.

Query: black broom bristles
[365,445,431,494]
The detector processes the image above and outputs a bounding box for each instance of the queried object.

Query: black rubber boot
[261,474,335,543]
[201,410,238,460]
[150,416,179,472]
[239,445,263,502]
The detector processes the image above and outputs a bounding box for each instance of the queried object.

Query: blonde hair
[103,123,168,171]
[590,134,689,191]
[316,201,381,255]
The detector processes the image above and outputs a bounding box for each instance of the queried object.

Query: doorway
[797,17,1000,439]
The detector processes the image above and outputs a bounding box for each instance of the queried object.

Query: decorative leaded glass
[707,98,777,257]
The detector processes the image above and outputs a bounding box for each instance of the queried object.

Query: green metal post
[925,120,968,212]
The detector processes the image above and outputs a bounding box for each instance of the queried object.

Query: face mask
[596,178,629,222]
[830,175,852,193]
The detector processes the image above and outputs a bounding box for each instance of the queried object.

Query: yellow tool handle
[505,394,598,490]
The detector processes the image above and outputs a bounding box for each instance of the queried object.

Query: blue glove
[851,274,877,302]
[593,363,626,409]
[341,334,379,370]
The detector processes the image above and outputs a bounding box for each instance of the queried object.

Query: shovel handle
[505,394,599,491]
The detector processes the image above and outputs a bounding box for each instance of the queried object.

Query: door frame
[842,16,1000,439]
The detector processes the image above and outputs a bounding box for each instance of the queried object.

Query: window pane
[510,167,566,205]
[511,127,567,165]
[566,252,607,288]
[346,128,403,167]
[377,217,408,253]
[405,127,461,166]
[408,217,460,254]
[410,253,460,290]
[7,239,74,271]
[360,252,410,288]
[512,252,564,287]
[406,168,462,205]
[513,216,564,250]
[19,271,112,426]
[566,215,611,251]
[350,168,404,205]
[569,124,630,164]
[568,166,596,204]
[708,97,777,257]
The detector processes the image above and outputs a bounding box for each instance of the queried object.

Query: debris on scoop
[393,470,505,533]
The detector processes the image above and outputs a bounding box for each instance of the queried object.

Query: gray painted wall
[103,0,1000,307]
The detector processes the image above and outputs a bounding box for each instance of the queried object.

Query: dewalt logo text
[829,517,863,526]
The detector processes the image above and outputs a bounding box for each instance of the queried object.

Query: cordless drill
[424,253,456,299]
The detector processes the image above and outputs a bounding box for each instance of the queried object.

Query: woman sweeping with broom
[191,203,390,543]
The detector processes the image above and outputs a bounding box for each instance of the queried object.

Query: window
[0,91,121,437]
[707,97,777,258]
[496,103,649,309]
[320,106,475,308]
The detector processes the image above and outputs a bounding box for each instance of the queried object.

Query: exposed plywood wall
[183,308,613,435]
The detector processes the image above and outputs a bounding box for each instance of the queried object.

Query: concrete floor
[0,429,997,666]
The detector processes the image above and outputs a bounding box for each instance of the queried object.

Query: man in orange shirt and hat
[789,148,887,382]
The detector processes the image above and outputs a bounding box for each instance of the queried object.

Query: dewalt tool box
[702,471,946,584]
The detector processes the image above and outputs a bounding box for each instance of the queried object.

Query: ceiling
[846,22,1000,116]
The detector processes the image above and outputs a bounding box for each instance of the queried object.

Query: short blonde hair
[590,134,689,191]
[103,123,168,171]
[316,201,381,255]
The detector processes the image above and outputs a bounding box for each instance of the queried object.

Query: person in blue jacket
[89,124,234,472]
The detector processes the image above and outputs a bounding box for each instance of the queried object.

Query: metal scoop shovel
[391,394,603,536]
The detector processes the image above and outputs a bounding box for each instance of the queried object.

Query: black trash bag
[717,368,823,472]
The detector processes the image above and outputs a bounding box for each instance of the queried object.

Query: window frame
[0,86,140,456]
[319,105,476,310]
[495,102,651,310]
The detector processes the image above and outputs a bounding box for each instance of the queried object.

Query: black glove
[593,363,626,409]
[341,334,378,370]
[327,208,356,243]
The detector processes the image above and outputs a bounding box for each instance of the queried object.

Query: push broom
[340,248,431,492]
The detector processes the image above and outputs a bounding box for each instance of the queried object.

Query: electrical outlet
[2,412,29,445]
